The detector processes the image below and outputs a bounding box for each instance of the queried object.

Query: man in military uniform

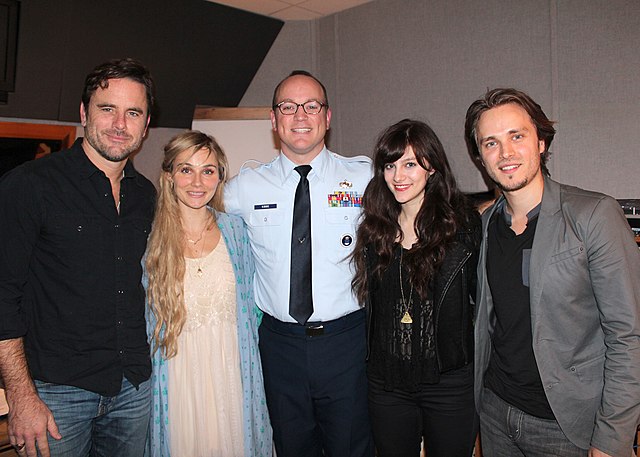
[225,71,374,457]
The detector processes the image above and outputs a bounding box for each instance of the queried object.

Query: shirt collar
[277,146,329,184]
[498,200,541,225]
[70,137,144,186]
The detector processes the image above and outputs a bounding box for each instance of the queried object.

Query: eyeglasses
[273,100,327,116]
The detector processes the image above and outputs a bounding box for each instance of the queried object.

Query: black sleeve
[0,165,43,339]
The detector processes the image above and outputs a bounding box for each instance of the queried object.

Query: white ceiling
[208,0,375,21]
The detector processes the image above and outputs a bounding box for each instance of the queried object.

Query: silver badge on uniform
[341,234,353,247]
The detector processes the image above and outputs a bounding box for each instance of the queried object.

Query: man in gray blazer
[464,88,640,457]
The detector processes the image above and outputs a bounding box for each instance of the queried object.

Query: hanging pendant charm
[197,267,203,277]
[400,311,413,324]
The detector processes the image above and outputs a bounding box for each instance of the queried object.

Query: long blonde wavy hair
[145,130,229,358]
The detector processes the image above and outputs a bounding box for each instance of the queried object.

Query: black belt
[261,309,365,337]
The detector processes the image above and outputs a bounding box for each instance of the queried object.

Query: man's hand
[0,338,61,457]
[8,390,61,457]
[587,447,618,457]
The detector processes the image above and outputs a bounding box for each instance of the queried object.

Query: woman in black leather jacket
[352,119,480,457]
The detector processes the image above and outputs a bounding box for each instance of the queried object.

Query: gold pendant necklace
[185,216,211,277]
[186,220,209,245]
[398,248,413,324]
[193,237,205,277]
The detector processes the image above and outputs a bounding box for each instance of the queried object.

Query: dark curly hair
[351,119,475,303]
[81,58,155,116]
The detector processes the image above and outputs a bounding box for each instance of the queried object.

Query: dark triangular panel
[0,0,283,128]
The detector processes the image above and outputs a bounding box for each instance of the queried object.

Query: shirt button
[116,256,123,261]
[76,225,83,231]
[118,290,124,294]
[117,320,123,326]
[114,224,120,229]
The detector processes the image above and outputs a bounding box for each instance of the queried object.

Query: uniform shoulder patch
[330,152,372,165]
[239,157,277,174]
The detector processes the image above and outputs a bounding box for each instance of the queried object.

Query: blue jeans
[35,377,151,457]
[479,387,587,457]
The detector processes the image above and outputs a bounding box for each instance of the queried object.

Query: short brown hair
[272,70,329,108]
[464,88,556,176]
[82,58,155,116]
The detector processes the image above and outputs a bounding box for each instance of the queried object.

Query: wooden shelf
[0,122,76,148]
[193,106,271,120]
[0,418,18,457]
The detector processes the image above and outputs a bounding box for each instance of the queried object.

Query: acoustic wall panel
[0,0,283,128]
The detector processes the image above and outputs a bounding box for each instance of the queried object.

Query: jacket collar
[539,175,562,217]
[529,175,563,315]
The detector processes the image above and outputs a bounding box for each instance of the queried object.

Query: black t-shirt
[368,245,439,391]
[485,205,555,419]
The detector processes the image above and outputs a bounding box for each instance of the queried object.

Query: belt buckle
[305,325,324,337]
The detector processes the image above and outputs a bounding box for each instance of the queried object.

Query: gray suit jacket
[475,177,640,456]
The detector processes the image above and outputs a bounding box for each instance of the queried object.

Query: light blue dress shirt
[225,147,372,322]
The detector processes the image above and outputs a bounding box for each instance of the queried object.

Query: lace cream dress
[167,238,244,457]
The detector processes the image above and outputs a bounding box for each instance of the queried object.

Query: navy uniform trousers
[258,309,374,457]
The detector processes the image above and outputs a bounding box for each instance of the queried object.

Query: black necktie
[289,165,313,324]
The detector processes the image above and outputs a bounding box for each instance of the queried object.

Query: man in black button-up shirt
[0,59,156,457]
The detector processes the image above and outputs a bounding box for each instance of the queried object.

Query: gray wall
[240,0,640,198]
[132,127,185,186]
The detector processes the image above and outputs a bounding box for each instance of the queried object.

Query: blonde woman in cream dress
[144,131,271,457]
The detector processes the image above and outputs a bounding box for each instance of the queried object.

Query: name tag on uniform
[254,203,277,210]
